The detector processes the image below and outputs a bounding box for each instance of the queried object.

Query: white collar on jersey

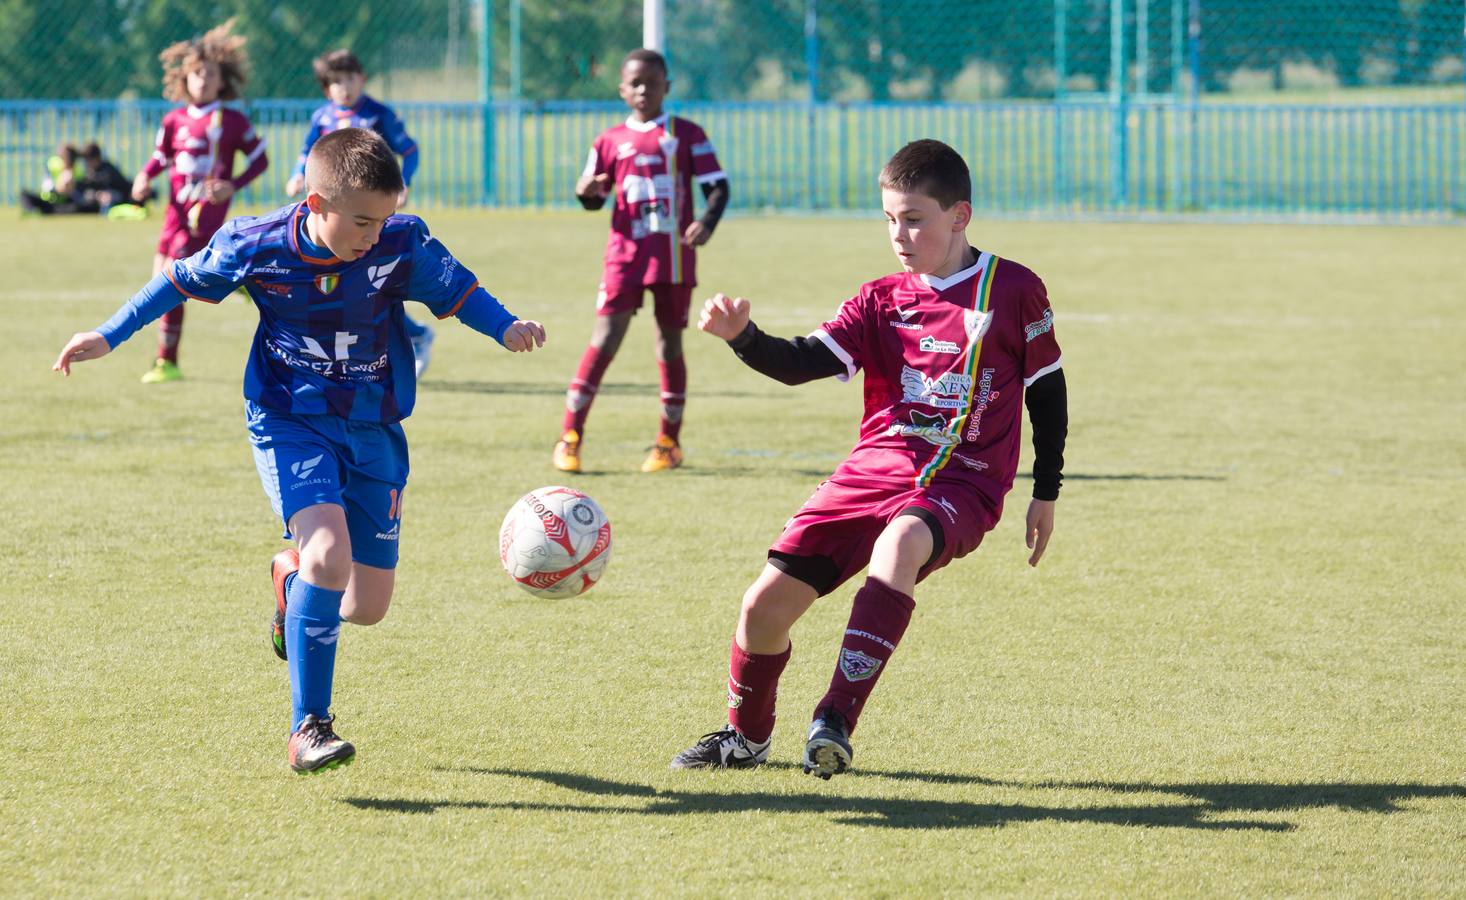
[625,113,669,132]
[919,251,990,291]
[186,101,222,119]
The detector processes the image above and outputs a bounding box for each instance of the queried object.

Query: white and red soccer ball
[498,486,612,598]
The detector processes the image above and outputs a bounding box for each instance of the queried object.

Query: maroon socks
[657,355,687,443]
[726,638,790,744]
[815,577,915,732]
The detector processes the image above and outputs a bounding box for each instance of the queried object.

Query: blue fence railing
[3,99,1463,217]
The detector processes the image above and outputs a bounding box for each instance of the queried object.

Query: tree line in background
[1,0,1460,101]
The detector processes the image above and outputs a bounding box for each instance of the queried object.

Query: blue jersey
[290,95,419,186]
[97,202,516,423]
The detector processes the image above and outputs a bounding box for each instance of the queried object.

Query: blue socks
[285,573,345,731]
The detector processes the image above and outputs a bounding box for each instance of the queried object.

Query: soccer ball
[498,486,613,598]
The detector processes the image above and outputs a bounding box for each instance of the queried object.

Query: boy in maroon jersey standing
[131,19,268,384]
[553,48,730,474]
[671,140,1068,779]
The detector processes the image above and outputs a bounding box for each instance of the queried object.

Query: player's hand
[131,173,152,203]
[1025,499,1055,567]
[576,172,612,199]
[698,293,751,341]
[682,220,711,247]
[53,332,111,376]
[286,174,306,196]
[503,319,547,352]
[204,179,234,204]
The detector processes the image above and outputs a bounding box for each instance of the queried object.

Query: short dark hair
[879,139,971,209]
[314,49,365,90]
[305,128,403,198]
[80,142,102,161]
[622,48,668,77]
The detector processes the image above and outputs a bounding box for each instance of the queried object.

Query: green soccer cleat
[140,359,182,384]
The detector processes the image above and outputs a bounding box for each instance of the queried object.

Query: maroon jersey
[581,114,724,290]
[811,252,1063,507]
[143,102,267,257]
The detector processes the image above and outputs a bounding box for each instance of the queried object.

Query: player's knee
[739,584,782,632]
[298,540,352,589]
[875,516,934,566]
[343,604,387,626]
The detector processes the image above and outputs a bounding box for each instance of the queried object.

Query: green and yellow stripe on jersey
[915,254,999,487]
[664,116,681,284]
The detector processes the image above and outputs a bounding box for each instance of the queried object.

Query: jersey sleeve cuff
[810,329,857,381]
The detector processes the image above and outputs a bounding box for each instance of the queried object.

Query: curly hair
[159,18,250,102]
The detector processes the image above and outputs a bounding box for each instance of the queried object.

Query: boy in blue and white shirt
[285,48,436,377]
[55,128,546,774]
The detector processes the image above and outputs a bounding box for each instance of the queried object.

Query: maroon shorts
[155,199,230,258]
[595,282,694,329]
[769,479,1001,595]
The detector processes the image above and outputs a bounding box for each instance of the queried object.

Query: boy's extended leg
[556,310,632,472]
[283,503,355,773]
[671,565,817,770]
[804,513,931,779]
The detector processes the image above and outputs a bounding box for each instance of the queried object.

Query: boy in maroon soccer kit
[553,49,730,474]
[671,140,1068,778]
[131,19,268,384]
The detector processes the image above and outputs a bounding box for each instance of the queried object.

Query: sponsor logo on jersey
[633,153,663,167]
[838,648,883,682]
[889,320,922,330]
[691,140,714,156]
[963,368,1001,440]
[252,279,292,297]
[438,255,458,287]
[919,335,961,354]
[953,453,989,471]
[254,259,292,275]
[367,257,400,290]
[314,273,339,294]
[887,410,959,447]
[900,366,971,410]
[1025,308,1054,342]
[616,141,637,160]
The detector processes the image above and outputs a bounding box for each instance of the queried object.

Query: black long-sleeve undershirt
[577,178,730,238]
[726,320,1068,498]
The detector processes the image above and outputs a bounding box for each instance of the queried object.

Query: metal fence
[4,98,1463,216]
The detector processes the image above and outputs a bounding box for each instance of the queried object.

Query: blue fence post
[479,0,495,206]
[1110,0,1128,208]
[806,0,820,208]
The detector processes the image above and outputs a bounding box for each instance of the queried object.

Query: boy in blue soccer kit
[55,129,546,773]
[285,49,437,378]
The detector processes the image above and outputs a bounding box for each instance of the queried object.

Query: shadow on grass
[342,766,1441,831]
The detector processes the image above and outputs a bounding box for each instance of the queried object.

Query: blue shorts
[245,400,409,569]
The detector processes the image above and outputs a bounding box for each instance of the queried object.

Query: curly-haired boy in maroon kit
[131,19,268,383]
[671,140,1068,779]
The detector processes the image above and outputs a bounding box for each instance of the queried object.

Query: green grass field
[3,209,1464,895]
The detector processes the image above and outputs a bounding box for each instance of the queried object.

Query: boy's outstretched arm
[1023,369,1068,566]
[699,293,845,386]
[53,272,191,375]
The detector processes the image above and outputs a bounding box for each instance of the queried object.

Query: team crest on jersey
[314,273,339,294]
[839,648,882,682]
[887,410,959,447]
[965,309,994,341]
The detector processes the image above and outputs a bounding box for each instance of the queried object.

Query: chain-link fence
[3,1,1464,216]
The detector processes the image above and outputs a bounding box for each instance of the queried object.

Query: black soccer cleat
[802,708,853,780]
[670,725,771,770]
[288,713,356,774]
